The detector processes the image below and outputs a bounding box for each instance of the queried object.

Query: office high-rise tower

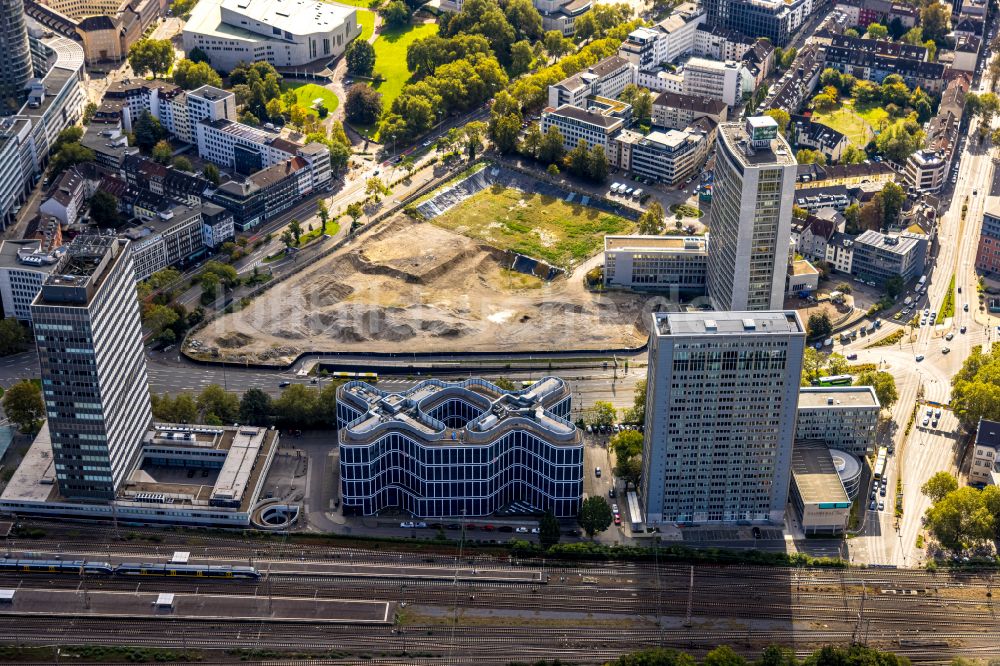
[32,236,151,499]
[641,311,805,525]
[0,0,32,112]
[707,116,797,312]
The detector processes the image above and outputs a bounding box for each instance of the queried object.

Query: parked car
[400,521,415,528]
[279,381,291,388]
[530,527,540,534]
[961,326,968,333]
[946,332,954,341]
[878,501,885,511]
[515,527,529,533]
[595,467,602,477]
[415,522,427,528]
[916,354,925,361]
[943,347,951,354]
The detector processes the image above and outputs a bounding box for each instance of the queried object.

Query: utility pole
[683,565,694,628]
[852,579,867,645]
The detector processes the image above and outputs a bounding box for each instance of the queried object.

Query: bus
[331,371,379,382]
[813,374,853,387]
[873,446,888,481]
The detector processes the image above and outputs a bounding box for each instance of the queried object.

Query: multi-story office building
[27,0,160,65]
[0,239,61,322]
[200,202,235,249]
[602,234,708,294]
[547,56,633,110]
[122,203,205,280]
[533,0,593,35]
[975,198,1000,274]
[540,104,626,152]
[614,122,713,185]
[850,230,928,285]
[796,386,880,455]
[702,0,810,46]
[209,156,313,231]
[337,377,583,518]
[679,57,751,107]
[0,0,32,111]
[183,0,362,72]
[905,149,948,193]
[707,116,797,311]
[31,236,151,499]
[641,311,806,524]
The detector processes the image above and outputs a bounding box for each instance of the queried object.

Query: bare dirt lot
[192,214,654,364]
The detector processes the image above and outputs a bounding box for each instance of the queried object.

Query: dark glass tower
[0,0,31,113]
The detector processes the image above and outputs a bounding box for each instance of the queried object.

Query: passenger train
[0,558,261,581]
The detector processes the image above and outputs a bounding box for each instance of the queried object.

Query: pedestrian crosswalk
[239,258,263,274]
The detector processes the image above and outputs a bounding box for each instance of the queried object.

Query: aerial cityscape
[0,0,997,660]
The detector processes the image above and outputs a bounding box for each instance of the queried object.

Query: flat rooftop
[36,235,121,301]
[0,240,62,272]
[187,0,356,41]
[653,311,804,337]
[791,441,850,505]
[798,386,880,409]
[605,235,706,252]
[791,259,819,276]
[719,119,797,168]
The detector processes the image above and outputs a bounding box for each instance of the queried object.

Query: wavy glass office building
[337,378,583,518]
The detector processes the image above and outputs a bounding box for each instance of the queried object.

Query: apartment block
[122,202,205,281]
[971,418,1000,485]
[547,56,633,110]
[641,311,806,524]
[850,230,928,286]
[651,91,728,130]
[540,104,625,152]
[976,198,1000,274]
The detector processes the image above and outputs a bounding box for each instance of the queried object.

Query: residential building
[825,231,854,274]
[905,149,948,193]
[337,377,583,518]
[975,198,1000,274]
[0,239,62,321]
[795,187,851,213]
[540,104,626,152]
[796,386,880,455]
[122,203,206,280]
[200,202,234,249]
[707,116,798,311]
[0,0,32,110]
[81,124,137,173]
[694,23,755,61]
[789,440,852,535]
[602,235,708,293]
[38,166,88,225]
[796,214,841,261]
[949,34,981,72]
[31,236,151,499]
[209,156,312,231]
[850,229,928,285]
[533,0,592,35]
[821,34,946,93]
[183,0,362,72]
[618,3,705,69]
[795,161,896,189]
[703,0,812,47]
[641,311,806,525]
[761,42,824,113]
[547,56,633,110]
[790,116,849,163]
[615,122,714,185]
[680,57,751,106]
[651,91,728,130]
[971,417,1000,485]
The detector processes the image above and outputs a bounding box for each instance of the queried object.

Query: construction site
[191,167,655,364]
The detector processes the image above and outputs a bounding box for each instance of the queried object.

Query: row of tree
[951,343,1000,431]
[595,644,913,666]
[921,471,1000,554]
[151,383,337,428]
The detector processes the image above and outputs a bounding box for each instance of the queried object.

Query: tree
[463,121,487,161]
[345,40,376,77]
[578,496,613,538]
[625,378,646,423]
[345,84,383,125]
[590,401,616,427]
[922,472,959,502]
[638,201,665,235]
[143,303,179,336]
[588,145,609,182]
[127,38,175,78]
[239,388,273,426]
[566,138,590,178]
[807,312,832,339]
[801,347,825,385]
[510,40,533,76]
[489,113,521,153]
[920,1,951,44]
[203,163,220,185]
[0,318,26,356]
[503,0,543,41]
[82,101,98,125]
[272,384,320,426]
[281,229,295,250]
[702,646,746,666]
[2,380,44,434]
[152,393,199,423]
[289,104,309,131]
[812,93,838,112]
[763,108,790,133]
[366,176,390,201]
[875,120,924,162]
[795,149,826,165]
[611,429,643,462]
[172,156,193,172]
[538,511,560,549]
[382,0,411,27]
[49,142,94,176]
[878,181,906,228]
[885,275,904,299]
[538,127,566,164]
[854,370,898,409]
[196,384,240,423]
[826,353,850,376]
[614,455,642,490]
[840,145,867,165]
[134,111,167,152]
[866,22,888,39]
[346,202,364,231]
[543,30,571,62]
[152,139,173,164]
[172,58,222,89]
[289,219,303,245]
[317,199,329,229]
[925,486,994,552]
[88,191,121,227]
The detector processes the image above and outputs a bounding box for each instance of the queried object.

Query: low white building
[547,56,633,110]
[613,121,714,185]
[540,104,625,152]
[0,240,62,323]
[183,0,362,72]
[971,417,1000,486]
[906,149,948,193]
[602,234,708,294]
[38,167,89,226]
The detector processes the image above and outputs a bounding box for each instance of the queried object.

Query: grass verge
[936,274,955,324]
[866,329,904,348]
[372,23,438,111]
[280,81,339,114]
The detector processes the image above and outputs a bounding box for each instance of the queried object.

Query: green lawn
[429,186,633,268]
[811,100,905,149]
[373,22,438,110]
[357,9,375,41]
[332,0,375,6]
[280,81,339,114]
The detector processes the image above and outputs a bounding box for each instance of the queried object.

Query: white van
[633,188,643,199]
[610,183,621,194]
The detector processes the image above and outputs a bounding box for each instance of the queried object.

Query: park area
[810,100,895,148]
[373,23,438,110]
[280,81,339,114]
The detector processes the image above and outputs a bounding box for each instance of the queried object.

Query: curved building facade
[337,378,583,518]
[0,0,33,112]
